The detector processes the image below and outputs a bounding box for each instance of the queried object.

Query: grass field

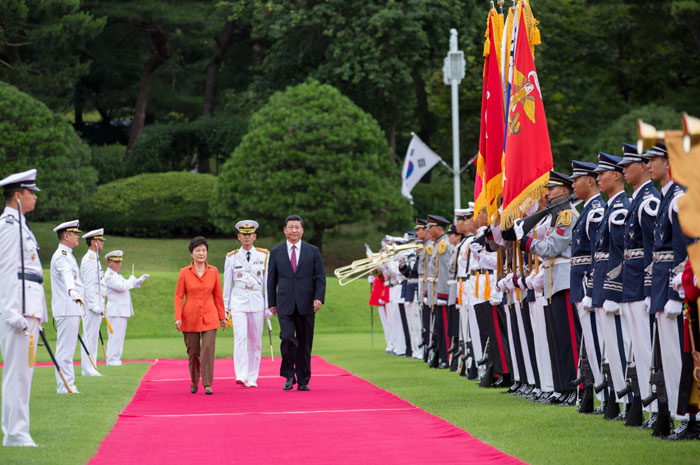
[2,226,699,464]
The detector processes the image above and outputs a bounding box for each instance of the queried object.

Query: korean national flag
[401,134,443,202]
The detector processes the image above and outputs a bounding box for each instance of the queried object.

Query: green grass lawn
[3,226,699,464]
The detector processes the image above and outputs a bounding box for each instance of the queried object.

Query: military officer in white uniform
[104,250,148,366]
[0,169,46,447]
[223,220,270,387]
[80,229,106,376]
[50,220,85,394]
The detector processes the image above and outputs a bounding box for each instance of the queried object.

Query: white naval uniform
[104,269,138,366]
[223,247,269,386]
[50,243,85,393]
[385,259,407,356]
[0,206,47,446]
[80,250,106,375]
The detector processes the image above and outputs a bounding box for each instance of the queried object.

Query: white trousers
[531,296,554,392]
[377,305,393,351]
[405,301,422,356]
[1,317,38,446]
[232,311,264,384]
[576,302,604,401]
[515,300,535,385]
[466,300,483,362]
[80,311,102,376]
[106,317,128,366]
[657,312,687,420]
[54,316,80,393]
[622,301,655,411]
[597,307,631,403]
[389,287,406,355]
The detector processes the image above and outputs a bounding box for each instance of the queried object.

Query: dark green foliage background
[79,172,216,237]
[0,82,97,220]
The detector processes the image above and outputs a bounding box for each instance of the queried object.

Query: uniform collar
[58,243,74,255]
[661,181,674,196]
[608,190,625,204]
[584,193,602,208]
[2,205,22,222]
[631,180,652,199]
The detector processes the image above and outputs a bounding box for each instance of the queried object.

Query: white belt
[624,248,644,260]
[407,278,420,284]
[594,252,609,262]
[652,251,674,264]
[570,256,591,266]
[234,284,262,291]
[425,277,436,283]
[543,257,569,268]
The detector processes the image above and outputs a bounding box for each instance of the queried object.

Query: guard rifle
[642,322,671,437]
[477,337,494,388]
[616,343,643,426]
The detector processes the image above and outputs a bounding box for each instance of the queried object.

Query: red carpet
[88,356,526,465]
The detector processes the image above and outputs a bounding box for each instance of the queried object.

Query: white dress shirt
[286,240,301,269]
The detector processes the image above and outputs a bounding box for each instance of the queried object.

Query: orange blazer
[174,262,226,332]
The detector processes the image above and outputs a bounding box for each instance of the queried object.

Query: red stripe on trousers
[493,305,508,373]
[442,306,449,355]
[564,290,579,364]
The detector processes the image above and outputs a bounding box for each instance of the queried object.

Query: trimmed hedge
[79,172,216,237]
[0,81,97,220]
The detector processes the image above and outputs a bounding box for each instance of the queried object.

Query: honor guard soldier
[518,171,580,405]
[425,215,455,368]
[50,220,85,394]
[592,152,631,419]
[397,232,420,358]
[447,224,464,370]
[223,220,270,387]
[0,169,46,447]
[415,218,433,361]
[453,205,477,374]
[618,143,661,427]
[104,250,148,366]
[80,229,106,376]
[570,160,606,411]
[646,142,696,438]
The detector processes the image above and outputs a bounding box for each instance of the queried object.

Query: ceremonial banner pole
[443,29,466,211]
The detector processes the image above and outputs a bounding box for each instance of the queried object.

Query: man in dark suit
[268,215,326,391]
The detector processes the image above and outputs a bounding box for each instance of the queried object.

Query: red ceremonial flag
[474,10,505,222]
[500,4,553,229]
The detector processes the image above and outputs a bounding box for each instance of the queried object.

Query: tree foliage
[0,80,97,220]
[211,79,411,249]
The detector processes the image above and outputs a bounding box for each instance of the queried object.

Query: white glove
[423,296,429,305]
[383,280,391,287]
[603,300,620,314]
[135,274,150,288]
[525,273,534,290]
[495,278,505,292]
[436,298,447,306]
[378,299,385,305]
[265,308,273,318]
[368,275,375,284]
[664,299,683,318]
[489,293,502,306]
[679,286,686,300]
[581,296,593,311]
[5,313,28,332]
[644,296,651,314]
[505,273,516,291]
[514,219,525,241]
[89,305,101,314]
[671,273,683,292]
[533,271,545,292]
[470,242,483,254]
[694,275,698,288]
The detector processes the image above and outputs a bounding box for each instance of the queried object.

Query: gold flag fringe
[500,171,550,230]
[473,152,487,218]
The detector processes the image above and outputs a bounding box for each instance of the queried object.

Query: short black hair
[86,237,94,247]
[3,187,25,203]
[188,236,208,253]
[284,215,304,228]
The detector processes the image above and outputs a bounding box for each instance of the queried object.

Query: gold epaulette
[255,247,269,254]
[226,248,239,257]
[425,245,434,256]
[556,209,574,227]
[437,241,447,254]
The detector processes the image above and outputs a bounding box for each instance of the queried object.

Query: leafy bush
[91,144,127,184]
[210,79,412,249]
[79,172,217,237]
[125,115,247,176]
[0,81,97,220]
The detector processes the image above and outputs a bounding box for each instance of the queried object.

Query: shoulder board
[437,241,447,254]
[2,214,16,224]
[425,245,434,256]
[557,209,574,227]
[591,200,602,209]
[226,248,239,257]
[89,253,95,260]
[255,247,269,254]
[62,250,67,255]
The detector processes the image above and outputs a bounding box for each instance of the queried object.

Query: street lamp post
[443,28,466,211]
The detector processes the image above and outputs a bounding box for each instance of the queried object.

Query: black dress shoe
[204,386,213,395]
[639,413,657,430]
[591,402,606,415]
[283,377,295,391]
[665,420,700,440]
[190,385,198,394]
[297,384,310,391]
[438,362,449,369]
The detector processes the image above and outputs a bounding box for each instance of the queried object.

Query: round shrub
[79,172,217,237]
[0,81,97,220]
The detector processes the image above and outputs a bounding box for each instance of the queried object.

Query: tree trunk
[308,227,324,253]
[412,72,433,146]
[126,24,171,153]
[203,21,235,117]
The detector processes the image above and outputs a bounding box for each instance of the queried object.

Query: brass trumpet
[334,242,423,287]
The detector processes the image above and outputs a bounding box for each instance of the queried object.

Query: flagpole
[503,1,520,152]
[444,29,466,211]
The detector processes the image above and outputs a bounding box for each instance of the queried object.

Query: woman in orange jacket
[174,236,226,395]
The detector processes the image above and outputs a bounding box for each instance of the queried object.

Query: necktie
[291,245,297,272]
[246,251,251,262]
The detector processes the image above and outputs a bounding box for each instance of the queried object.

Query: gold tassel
[28,333,35,367]
[458,279,463,306]
[475,272,480,299]
[484,271,491,301]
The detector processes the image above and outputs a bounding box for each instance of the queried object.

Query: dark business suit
[267,241,326,385]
